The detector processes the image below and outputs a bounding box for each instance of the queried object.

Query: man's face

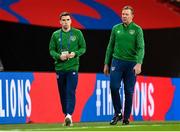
[60,15,72,29]
[121,9,134,25]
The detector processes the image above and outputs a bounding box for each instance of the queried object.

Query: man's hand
[103,64,109,75]
[133,63,142,75]
[60,51,75,61]
[60,54,68,61]
[68,52,75,59]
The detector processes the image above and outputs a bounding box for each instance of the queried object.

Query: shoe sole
[65,118,71,126]
[110,119,122,125]
[122,122,129,125]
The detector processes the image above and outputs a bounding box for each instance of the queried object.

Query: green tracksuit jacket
[49,28,86,72]
[105,22,145,65]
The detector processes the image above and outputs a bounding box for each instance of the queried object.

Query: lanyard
[60,29,72,50]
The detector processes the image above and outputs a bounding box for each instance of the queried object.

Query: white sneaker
[64,114,73,126]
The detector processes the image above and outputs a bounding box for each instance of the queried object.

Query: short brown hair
[59,12,71,19]
[122,5,134,14]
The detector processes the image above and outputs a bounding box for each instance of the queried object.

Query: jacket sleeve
[136,27,145,64]
[75,31,86,57]
[104,27,115,65]
[49,33,60,61]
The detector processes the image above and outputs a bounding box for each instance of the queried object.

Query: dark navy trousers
[110,58,136,120]
[56,71,78,115]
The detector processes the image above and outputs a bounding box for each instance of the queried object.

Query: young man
[104,6,145,125]
[49,12,86,126]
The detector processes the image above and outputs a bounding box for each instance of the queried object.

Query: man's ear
[132,14,134,19]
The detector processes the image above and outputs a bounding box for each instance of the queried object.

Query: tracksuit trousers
[110,58,136,120]
[56,71,78,115]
